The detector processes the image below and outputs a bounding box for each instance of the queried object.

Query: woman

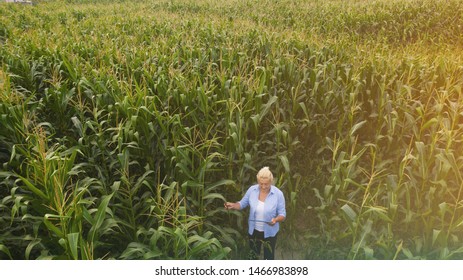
[224,167,286,260]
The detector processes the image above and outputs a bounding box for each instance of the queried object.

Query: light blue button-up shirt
[238,184,286,238]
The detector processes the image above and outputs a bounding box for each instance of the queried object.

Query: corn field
[1,0,463,260]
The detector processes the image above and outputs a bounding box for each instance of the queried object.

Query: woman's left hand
[269,215,285,226]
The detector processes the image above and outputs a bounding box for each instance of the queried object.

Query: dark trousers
[249,229,277,260]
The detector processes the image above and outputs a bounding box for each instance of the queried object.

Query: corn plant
[2,0,463,260]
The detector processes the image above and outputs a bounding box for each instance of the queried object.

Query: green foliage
[1,0,463,260]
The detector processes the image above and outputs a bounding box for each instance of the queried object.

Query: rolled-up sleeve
[277,190,286,218]
[238,186,252,210]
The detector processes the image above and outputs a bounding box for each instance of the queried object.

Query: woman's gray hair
[256,166,273,183]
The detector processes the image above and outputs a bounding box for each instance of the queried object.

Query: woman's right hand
[224,202,239,210]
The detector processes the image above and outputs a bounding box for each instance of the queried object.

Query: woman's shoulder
[271,185,284,195]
